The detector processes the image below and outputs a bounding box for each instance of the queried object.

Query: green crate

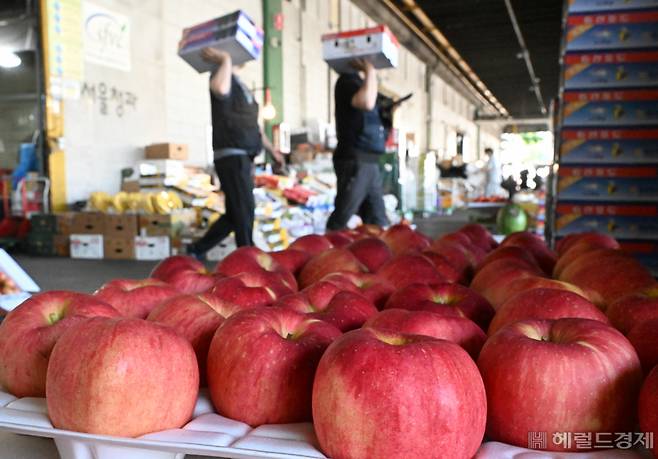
[26,232,54,244]
[26,232,55,256]
[29,214,58,234]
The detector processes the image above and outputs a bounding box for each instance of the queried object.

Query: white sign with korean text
[83,2,131,71]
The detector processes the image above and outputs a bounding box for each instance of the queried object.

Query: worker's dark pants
[193,155,254,251]
[326,158,389,231]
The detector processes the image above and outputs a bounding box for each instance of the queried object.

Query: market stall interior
[1,0,658,458]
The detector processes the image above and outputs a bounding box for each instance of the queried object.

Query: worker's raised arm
[350,59,378,111]
[202,48,232,96]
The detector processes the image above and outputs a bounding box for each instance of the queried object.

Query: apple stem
[48,310,64,325]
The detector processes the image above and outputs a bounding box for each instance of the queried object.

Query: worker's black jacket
[210,74,262,155]
[334,73,387,161]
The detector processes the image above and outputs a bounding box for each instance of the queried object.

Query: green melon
[496,203,528,235]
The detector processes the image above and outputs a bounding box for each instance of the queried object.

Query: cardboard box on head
[178,10,263,73]
[322,25,399,74]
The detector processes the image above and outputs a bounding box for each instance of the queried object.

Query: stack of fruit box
[103,214,138,260]
[25,214,57,256]
[137,209,197,259]
[178,10,263,73]
[554,0,658,276]
[69,212,105,259]
[53,212,75,257]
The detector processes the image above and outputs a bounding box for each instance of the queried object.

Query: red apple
[147,293,252,383]
[150,255,205,283]
[628,318,658,374]
[559,250,655,309]
[0,291,120,397]
[420,250,463,283]
[215,246,297,295]
[151,255,223,295]
[312,328,486,459]
[384,282,494,330]
[298,248,365,289]
[207,307,340,426]
[556,232,619,256]
[347,237,393,272]
[325,231,355,248]
[488,288,609,336]
[276,291,378,332]
[380,223,431,256]
[270,248,311,275]
[438,231,475,248]
[553,239,621,278]
[46,317,198,436]
[489,275,590,310]
[355,224,384,237]
[377,253,445,290]
[470,258,543,305]
[94,278,180,319]
[475,246,541,274]
[478,318,642,452]
[639,367,658,458]
[458,223,498,252]
[321,272,395,309]
[274,277,359,317]
[501,231,557,274]
[557,248,628,282]
[289,234,333,255]
[436,233,487,267]
[305,276,359,304]
[427,240,473,280]
[606,284,658,334]
[365,308,486,359]
[206,275,277,308]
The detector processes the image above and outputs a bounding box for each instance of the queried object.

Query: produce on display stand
[0,222,655,458]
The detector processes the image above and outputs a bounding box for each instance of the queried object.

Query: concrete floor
[14,255,161,293]
[12,255,220,293]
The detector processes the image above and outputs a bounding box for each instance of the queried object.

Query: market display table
[0,389,651,459]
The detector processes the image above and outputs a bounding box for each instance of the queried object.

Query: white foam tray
[0,389,325,459]
[0,389,650,459]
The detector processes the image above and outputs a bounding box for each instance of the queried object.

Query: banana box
[569,0,658,13]
[559,129,658,164]
[556,202,658,238]
[561,90,658,127]
[566,12,658,51]
[558,165,658,201]
[564,52,658,89]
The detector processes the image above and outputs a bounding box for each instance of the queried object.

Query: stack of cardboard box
[65,211,197,261]
[554,0,658,276]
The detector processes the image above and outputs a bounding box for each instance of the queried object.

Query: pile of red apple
[1,223,658,459]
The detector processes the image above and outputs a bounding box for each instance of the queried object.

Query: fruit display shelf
[0,389,650,459]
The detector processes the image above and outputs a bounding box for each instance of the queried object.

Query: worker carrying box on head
[179,11,284,258]
[178,10,264,73]
[321,25,406,231]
